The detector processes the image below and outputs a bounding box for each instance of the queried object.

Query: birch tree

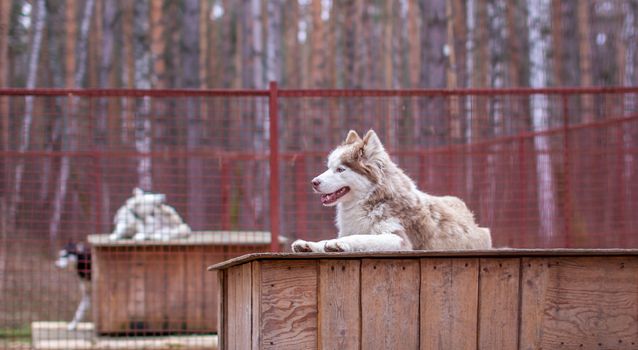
[133,0,152,191]
[266,0,282,84]
[10,0,46,227]
[527,0,557,244]
[50,0,94,241]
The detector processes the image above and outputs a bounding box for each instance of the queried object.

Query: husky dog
[292,130,492,252]
[108,188,191,241]
[55,242,91,330]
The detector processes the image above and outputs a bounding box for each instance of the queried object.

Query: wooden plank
[252,261,261,350]
[478,258,520,349]
[203,246,225,332]
[217,268,226,350]
[259,260,317,350]
[520,257,638,350]
[144,251,168,332]
[165,250,186,332]
[226,263,252,350]
[362,259,420,349]
[318,259,361,349]
[104,250,131,333]
[208,249,638,271]
[184,247,205,331]
[91,248,102,332]
[420,258,479,350]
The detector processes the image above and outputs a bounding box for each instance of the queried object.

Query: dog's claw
[292,240,313,253]
[324,240,347,252]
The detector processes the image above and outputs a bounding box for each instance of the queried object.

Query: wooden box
[89,231,279,335]
[210,250,638,349]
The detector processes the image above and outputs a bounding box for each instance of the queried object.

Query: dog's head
[312,130,387,206]
[55,242,85,269]
[125,188,166,217]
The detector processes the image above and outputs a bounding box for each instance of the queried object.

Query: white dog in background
[109,188,191,241]
[292,130,492,253]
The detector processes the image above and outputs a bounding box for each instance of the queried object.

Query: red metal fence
[0,85,637,347]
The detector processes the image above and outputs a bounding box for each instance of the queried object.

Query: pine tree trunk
[150,0,165,89]
[622,1,636,207]
[283,1,300,87]
[0,0,12,300]
[577,1,593,122]
[10,0,46,227]
[483,0,507,229]
[550,0,563,86]
[183,0,204,230]
[419,0,447,147]
[527,0,557,245]
[50,0,94,242]
[465,0,476,197]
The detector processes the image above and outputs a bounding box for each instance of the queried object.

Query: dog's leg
[324,233,409,252]
[68,281,90,330]
[291,239,328,252]
[293,233,409,253]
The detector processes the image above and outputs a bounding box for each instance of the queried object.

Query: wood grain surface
[259,260,318,349]
[520,257,638,350]
[318,259,361,350]
[226,263,252,350]
[421,258,478,350]
[361,259,420,350]
[478,258,520,349]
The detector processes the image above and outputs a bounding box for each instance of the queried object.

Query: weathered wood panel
[185,247,205,330]
[420,258,478,350]
[213,251,638,350]
[318,259,361,350]
[251,261,262,350]
[144,252,167,331]
[520,257,638,350]
[217,269,226,350]
[362,259,420,349]
[478,258,520,349]
[226,263,252,350]
[91,232,277,335]
[165,251,186,331]
[259,260,318,350]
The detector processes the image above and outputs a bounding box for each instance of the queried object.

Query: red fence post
[269,82,280,252]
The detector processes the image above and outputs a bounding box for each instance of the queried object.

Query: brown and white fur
[292,130,492,252]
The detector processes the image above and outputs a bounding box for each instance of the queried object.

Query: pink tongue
[321,193,336,204]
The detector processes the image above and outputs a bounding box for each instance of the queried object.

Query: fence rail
[1,85,638,247]
[0,84,637,346]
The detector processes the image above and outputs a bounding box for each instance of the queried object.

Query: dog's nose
[312,179,321,189]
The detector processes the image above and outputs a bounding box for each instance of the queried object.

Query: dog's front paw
[67,322,78,331]
[108,233,120,241]
[324,240,350,252]
[133,232,149,241]
[292,239,313,253]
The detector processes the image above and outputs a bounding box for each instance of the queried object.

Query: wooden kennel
[89,231,281,335]
[210,250,638,349]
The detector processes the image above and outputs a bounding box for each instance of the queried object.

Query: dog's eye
[336,167,346,173]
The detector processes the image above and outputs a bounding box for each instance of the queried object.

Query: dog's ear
[362,130,384,158]
[344,130,362,145]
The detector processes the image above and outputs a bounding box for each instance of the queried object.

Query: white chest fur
[336,201,390,237]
